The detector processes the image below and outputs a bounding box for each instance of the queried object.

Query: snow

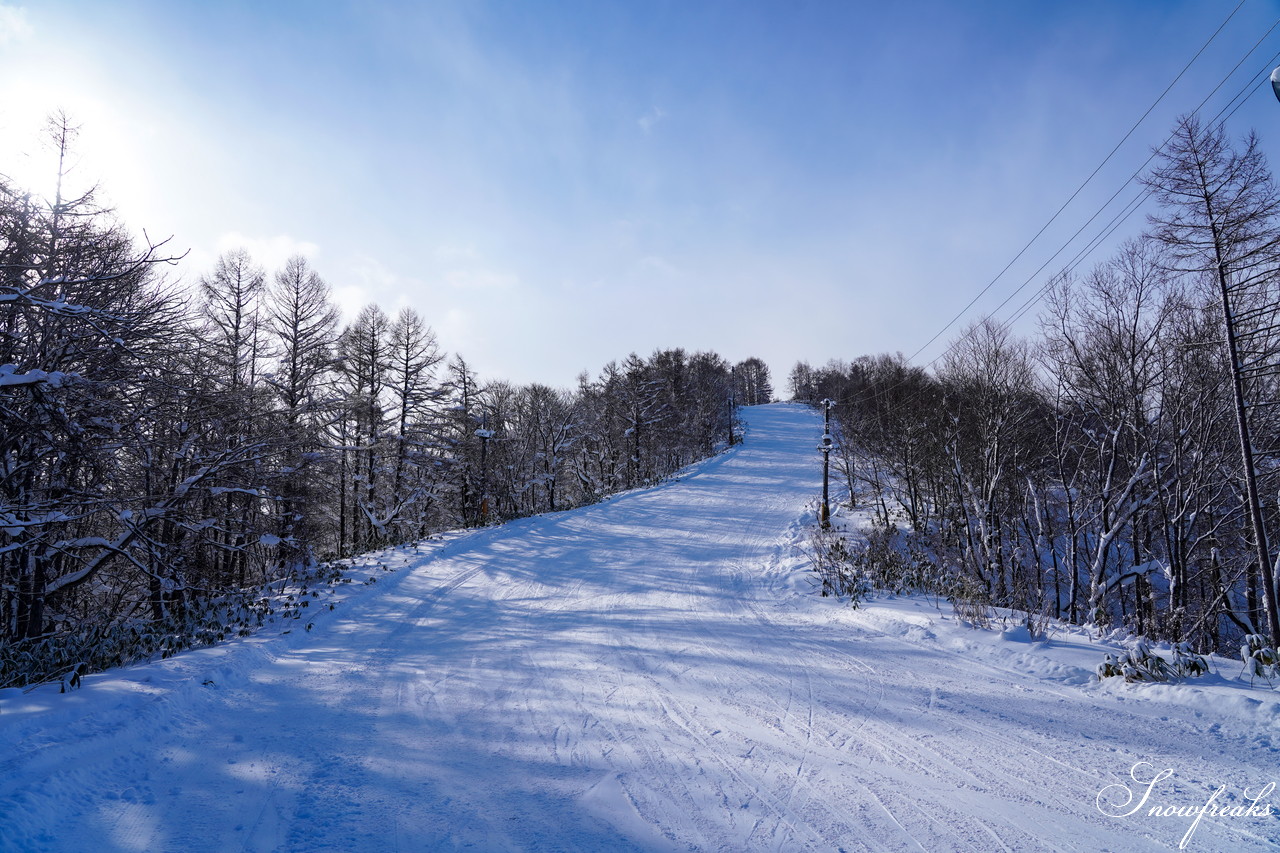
[2,403,1277,851]
[0,363,68,388]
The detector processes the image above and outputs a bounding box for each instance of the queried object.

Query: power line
[982,41,1280,349]
[906,0,1251,364]
[818,17,1280,409]
[993,51,1280,338]
[919,26,1280,374]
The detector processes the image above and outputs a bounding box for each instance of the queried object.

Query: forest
[11,110,1279,688]
[0,117,773,687]
[793,116,1280,658]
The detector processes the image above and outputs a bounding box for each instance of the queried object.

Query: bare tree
[938,318,1043,606]
[264,255,339,565]
[1143,115,1280,646]
[1,119,190,639]
[199,248,269,584]
[365,306,448,542]
[734,357,773,406]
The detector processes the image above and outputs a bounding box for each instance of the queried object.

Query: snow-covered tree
[1143,115,1280,647]
[264,254,339,566]
[734,357,773,406]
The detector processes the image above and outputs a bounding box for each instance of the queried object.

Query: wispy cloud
[443,267,518,291]
[215,231,319,272]
[433,242,482,263]
[637,106,665,134]
[638,254,686,279]
[0,4,31,45]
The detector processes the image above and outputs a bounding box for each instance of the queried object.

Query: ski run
[2,403,1278,852]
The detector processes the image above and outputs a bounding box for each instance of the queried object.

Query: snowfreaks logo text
[1096,761,1275,850]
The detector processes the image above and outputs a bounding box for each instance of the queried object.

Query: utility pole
[819,399,834,529]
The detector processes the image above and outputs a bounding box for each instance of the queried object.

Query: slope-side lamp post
[818,399,834,529]
[476,414,494,525]
[728,366,737,446]
[728,390,736,446]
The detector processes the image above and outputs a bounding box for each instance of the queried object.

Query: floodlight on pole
[476,416,494,525]
[818,399,834,528]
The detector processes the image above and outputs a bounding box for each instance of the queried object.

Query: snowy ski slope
[2,403,1278,851]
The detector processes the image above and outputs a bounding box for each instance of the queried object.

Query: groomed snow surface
[2,403,1278,852]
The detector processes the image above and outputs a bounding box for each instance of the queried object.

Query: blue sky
[3,1,1280,388]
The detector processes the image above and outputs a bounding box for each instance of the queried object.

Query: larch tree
[0,118,188,639]
[1143,115,1280,646]
[385,306,445,541]
[265,254,339,567]
[734,357,773,406]
[199,248,270,585]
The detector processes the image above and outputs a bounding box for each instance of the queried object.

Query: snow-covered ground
[2,403,1277,852]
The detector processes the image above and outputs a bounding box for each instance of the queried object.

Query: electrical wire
[985,42,1280,347]
[815,14,1280,409]
[904,0,1252,364]
[916,30,1280,375]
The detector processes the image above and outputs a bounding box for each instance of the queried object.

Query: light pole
[476,413,494,525]
[818,399,834,529]
[728,366,737,446]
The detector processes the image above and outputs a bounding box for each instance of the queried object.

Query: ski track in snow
[2,403,1278,852]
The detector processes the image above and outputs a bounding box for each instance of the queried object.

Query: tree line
[1,117,764,678]
[791,115,1280,655]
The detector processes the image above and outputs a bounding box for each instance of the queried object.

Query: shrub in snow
[813,522,1010,625]
[1095,640,1209,684]
[848,524,946,596]
[1170,642,1210,678]
[1013,605,1052,642]
[949,576,993,629]
[0,594,279,691]
[1096,642,1171,683]
[809,526,871,606]
[1239,634,1278,686]
[0,560,350,690]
